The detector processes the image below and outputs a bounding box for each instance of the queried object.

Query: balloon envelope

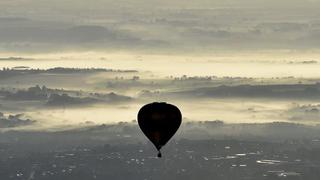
[138,102,182,157]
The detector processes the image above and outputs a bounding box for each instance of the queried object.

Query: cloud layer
[1,0,320,53]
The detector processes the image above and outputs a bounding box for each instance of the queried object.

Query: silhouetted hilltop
[46,93,100,106]
[167,83,320,99]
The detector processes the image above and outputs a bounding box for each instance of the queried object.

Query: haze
[1,1,320,179]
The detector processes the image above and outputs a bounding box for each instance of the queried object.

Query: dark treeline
[0,67,138,78]
[0,112,35,128]
[0,85,132,106]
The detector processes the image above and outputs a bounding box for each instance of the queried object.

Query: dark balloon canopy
[138,102,182,158]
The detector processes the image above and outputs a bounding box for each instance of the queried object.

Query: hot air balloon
[138,102,182,158]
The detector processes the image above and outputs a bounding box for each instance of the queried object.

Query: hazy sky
[1,0,320,53]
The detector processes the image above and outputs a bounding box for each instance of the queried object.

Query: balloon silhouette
[138,102,182,158]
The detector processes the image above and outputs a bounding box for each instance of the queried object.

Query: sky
[1,0,320,54]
